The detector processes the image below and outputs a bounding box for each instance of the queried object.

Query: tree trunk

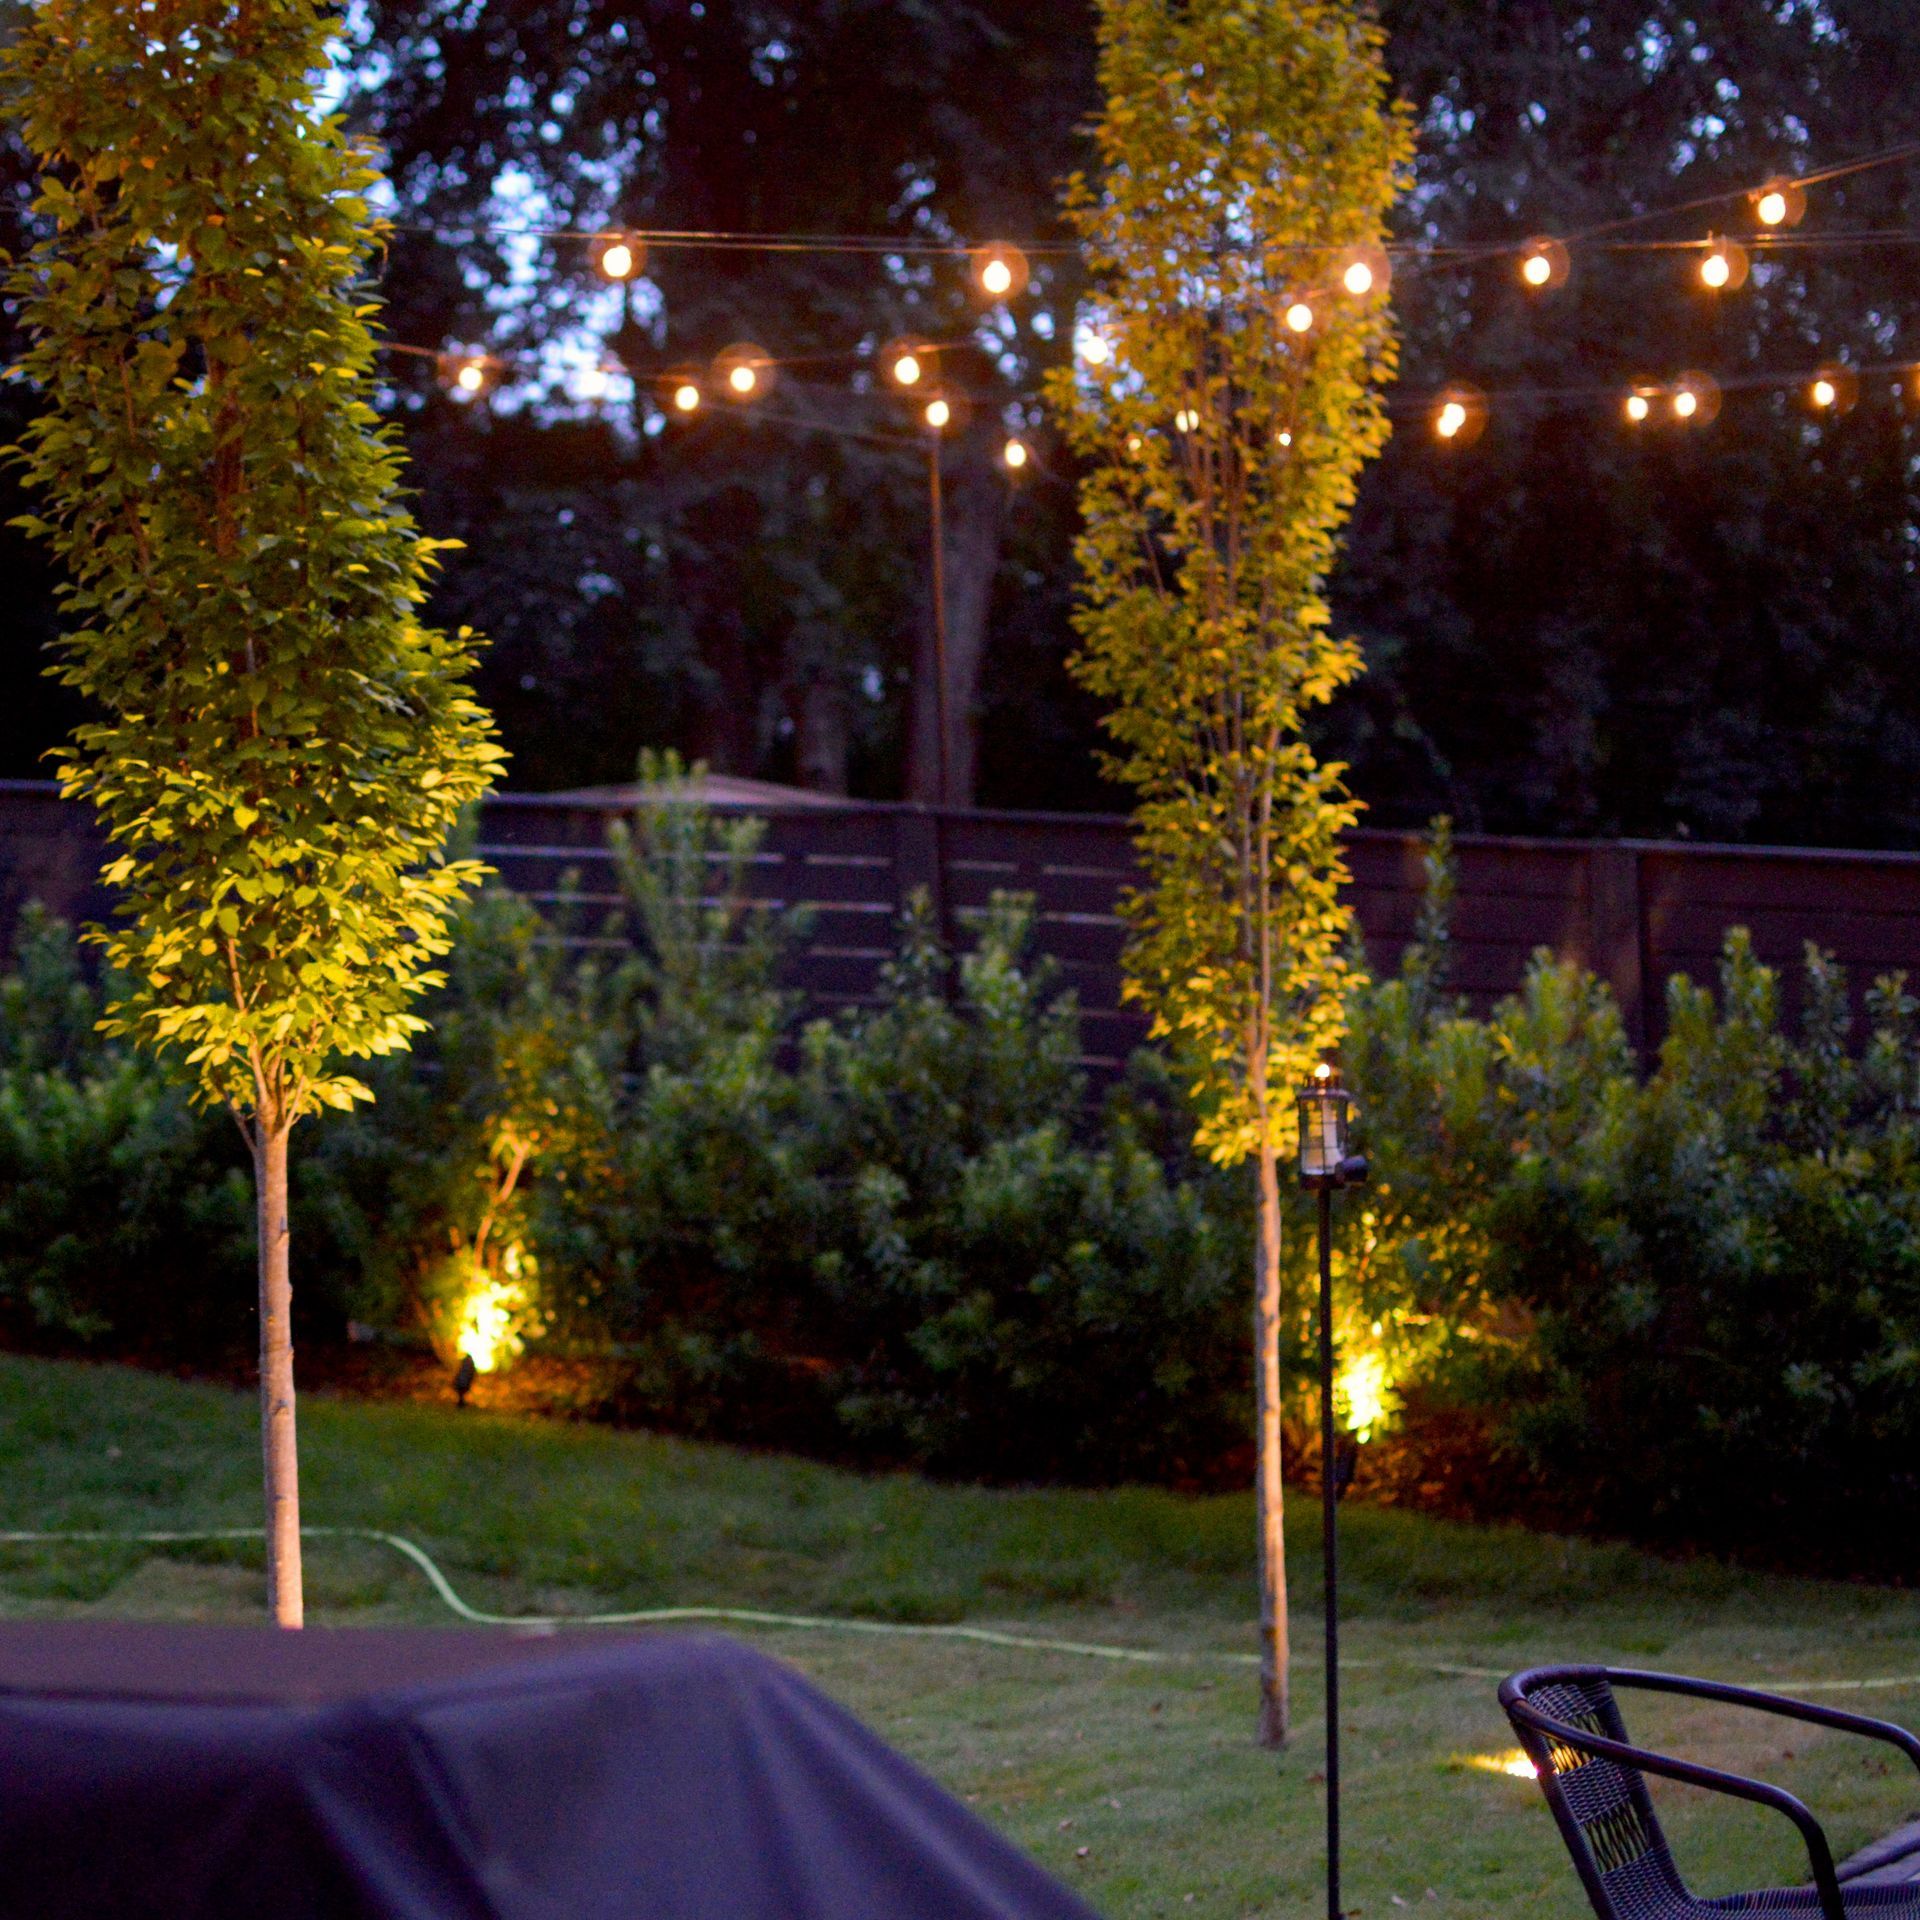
[1254,1139,1290,1747]
[253,1116,303,1629]
[907,443,1006,805]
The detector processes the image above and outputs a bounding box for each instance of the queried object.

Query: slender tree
[4,0,503,1626]
[1047,0,1409,1746]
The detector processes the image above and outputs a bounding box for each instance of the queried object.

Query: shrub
[0,907,255,1353]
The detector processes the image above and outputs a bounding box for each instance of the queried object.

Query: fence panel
[6,781,1920,1069]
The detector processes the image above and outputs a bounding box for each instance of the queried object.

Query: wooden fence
[7,778,1920,1068]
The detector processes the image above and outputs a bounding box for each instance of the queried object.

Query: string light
[1174,407,1199,432]
[1697,237,1749,291]
[1752,179,1807,229]
[973,244,1030,300]
[1624,388,1653,423]
[1431,384,1487,446]
[1003,436,1029,469]
[578,365,612,401]
[595,233,643,280]
[925,397,951,429]
[1809,366,1858,413]
[889,344,925,387]
[1519,237,1569,291]
[717,343,774,399]
[1284,301,1314,333]
[668,374,702,414]
[1340,246,1391,299]
[1078,330,1114,368]
[1672,371,1721,423]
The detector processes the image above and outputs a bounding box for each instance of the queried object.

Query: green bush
[0,906,255,1353]
[1339,824,1920,1562]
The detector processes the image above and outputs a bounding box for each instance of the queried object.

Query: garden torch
[1298,1062,1369,1920]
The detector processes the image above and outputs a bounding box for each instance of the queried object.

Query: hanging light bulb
[716,343,774,400]
[438,352,492,398]
[1339,247,1391,299]
[972,244,1030,300]
[1751,179,1806,229]
[596,233,643,280]
[660,368,703,415]
[1431,383,1487,446]
[1809,366,1858,414]
[886,339,927,387]
[1174,407,1199,433]
[1003,436,1028,469]
[1697,237,1749,291]
[1672,370,1722,424]
[1623,387,1654,424]
[1078,328,1113,368]
[1284,301,1314,333]
[925,397,951,429]
[1518,237,1569,290]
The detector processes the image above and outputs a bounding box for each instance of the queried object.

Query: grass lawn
[3,1352,1919,1919]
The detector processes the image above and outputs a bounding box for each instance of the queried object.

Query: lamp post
[923,397,952,805]
[1297,1062,1369,1920]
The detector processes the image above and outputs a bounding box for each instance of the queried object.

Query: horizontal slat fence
[7,778,1920,1068]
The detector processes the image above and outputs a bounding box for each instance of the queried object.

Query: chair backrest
[1503,1669,1691,1920]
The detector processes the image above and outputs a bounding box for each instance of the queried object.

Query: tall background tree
[1048,0,1410,1746]
[4,0,502,1625]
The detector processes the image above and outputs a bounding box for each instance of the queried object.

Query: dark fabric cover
[0,1620,1103,1920]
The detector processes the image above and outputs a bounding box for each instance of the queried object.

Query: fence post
[1590,844,1648,1055]
[891,805,949,944]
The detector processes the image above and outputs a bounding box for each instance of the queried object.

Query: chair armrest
[1607,1668,1920,1785]
[1507,1692,1847,1920]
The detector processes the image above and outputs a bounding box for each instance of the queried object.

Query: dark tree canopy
[4,1,1918,842]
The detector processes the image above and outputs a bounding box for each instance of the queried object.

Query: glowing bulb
[1435,400,1467,440]
[1079,332,1112,367]
[1276,430,1292,447]
[579,366,610,400]
[1342,260,1374,296]
[1285,301,1314,333]
[1313,1061,1333,1081]
[1003,436,1028,469]
[982,256,1013,296]
[892,352,922,387]
[1700,250,1730,289]
[925,398,951,429]
[673,381,701,413]
[1812,377,1837,408]
[599,239,636,280]
[1673,387,1698,419]
[1625,392,1650,423]
[1757,190,1788,227]
[1126,433,1144,453]
[1174,407,1198,433]
[455,361,485,394]
[729,363,758,394]
[1522,252,1552,287]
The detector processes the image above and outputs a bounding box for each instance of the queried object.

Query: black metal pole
[1318,1179,1341,1920]
[927,433,951,807]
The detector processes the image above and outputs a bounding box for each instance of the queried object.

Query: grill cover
[0,1619,1102,1920]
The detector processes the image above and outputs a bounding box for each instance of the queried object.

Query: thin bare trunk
[253,1116,302,1628]
[907,443,1006,805]
[1254,1137,1289,1748]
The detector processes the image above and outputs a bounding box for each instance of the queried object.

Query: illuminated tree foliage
[3,0,503,1625]
[1048,0,1409,1746]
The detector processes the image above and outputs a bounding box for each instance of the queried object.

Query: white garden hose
[0,1526,1915,1694]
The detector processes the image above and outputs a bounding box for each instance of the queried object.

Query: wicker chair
[1500,1666,1920,1920]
